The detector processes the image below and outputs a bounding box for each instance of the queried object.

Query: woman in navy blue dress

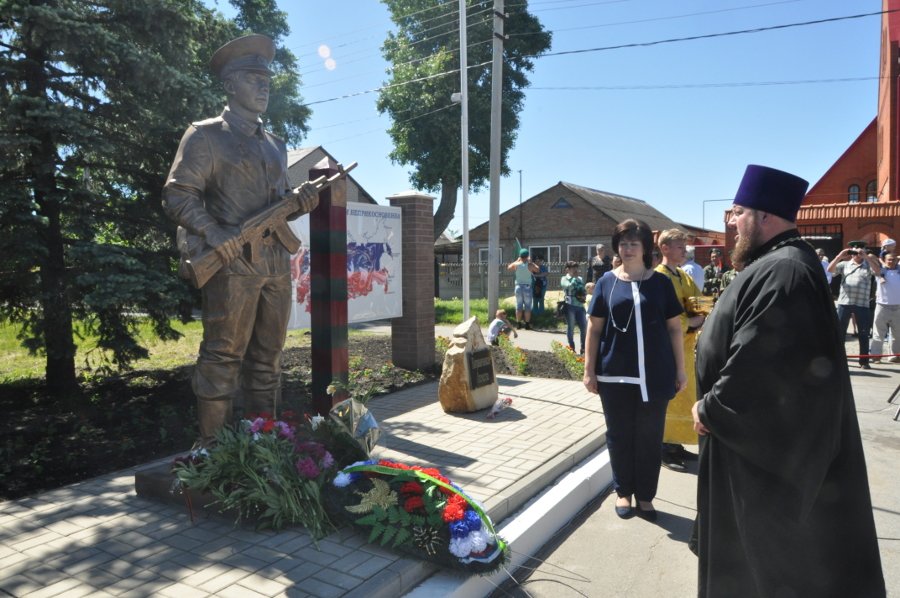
[583,219,685,520]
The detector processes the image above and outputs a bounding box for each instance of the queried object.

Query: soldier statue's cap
[210,34,275,80]
[733,164,809,223]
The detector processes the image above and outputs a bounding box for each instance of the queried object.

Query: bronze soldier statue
[162,34,318,445]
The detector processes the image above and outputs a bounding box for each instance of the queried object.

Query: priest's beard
[731,215,762,271]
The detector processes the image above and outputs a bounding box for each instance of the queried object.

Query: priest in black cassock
[691,165,885,598]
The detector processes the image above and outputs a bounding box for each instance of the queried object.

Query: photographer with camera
[828,241,882,368]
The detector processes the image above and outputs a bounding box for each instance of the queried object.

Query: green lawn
[434,296,564,329]
[0,320,314,383]
[2,296,564,382]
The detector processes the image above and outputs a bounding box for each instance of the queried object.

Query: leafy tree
[0,0,308,399]
[377,0,551,240]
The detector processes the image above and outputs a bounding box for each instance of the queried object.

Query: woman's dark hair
[564,260,579,270]
[611,219,654,269]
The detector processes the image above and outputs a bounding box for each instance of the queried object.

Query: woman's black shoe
[615,505,634,519]
[636,505,657,522]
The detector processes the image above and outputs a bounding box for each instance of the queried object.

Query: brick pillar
[389,190,436,370]
[310,157,348,415]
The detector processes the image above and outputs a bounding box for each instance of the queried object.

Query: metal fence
[436,261,581,300]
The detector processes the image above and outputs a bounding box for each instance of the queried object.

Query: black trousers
[598,383,668,501]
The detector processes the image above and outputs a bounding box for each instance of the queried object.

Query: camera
[848,250,858,256]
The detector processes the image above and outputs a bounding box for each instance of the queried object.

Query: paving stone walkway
[0,375,604,598]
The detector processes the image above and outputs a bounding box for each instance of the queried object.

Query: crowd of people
[580,166,884,597]
[497,165,886,596]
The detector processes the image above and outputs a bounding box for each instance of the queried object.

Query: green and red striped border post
[309,157,349,415]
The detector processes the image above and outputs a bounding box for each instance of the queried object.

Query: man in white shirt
[872,251,900,363]
[681,245,706,292]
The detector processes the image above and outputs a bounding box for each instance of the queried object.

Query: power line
[303,59,490,107]
[296,7,495,77]
[309,75,876,136]
[294,0,849,99]
[530,76,878,91]
[291,0,462,61]
[509,0,809,37]
[533,9,891,60]
[315,102,459,146]
[301,9,888,107]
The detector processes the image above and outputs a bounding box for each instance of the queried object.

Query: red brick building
[725,0,900,259]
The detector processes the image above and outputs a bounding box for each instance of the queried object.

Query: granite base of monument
[438,316,499,413]
[134,462,218,514]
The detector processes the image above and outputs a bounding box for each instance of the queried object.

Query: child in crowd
[486,309,518,346]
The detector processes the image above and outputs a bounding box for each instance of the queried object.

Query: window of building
[528,245,560,263]
[866,180,877,202]
[551,198,573,209]
[567,245,593,264]
[478,247,503,263]
[848,184,860,204]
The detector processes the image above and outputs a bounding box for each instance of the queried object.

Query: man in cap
[880,237,896,261]
[692,165,884,597]
[828,240,881,369]
[507,248,539,329]
[702,247,730,296]
[162,34,318,445]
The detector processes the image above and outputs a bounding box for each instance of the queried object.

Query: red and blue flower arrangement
[327,459,509,573]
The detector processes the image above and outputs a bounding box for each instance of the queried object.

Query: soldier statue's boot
[196,398,233,448]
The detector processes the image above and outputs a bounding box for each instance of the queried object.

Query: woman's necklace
[609,270,646,333]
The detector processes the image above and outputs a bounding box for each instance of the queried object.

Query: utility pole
[459,0,471,319]
[487,0,505,317]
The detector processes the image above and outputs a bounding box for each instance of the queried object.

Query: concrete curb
[405,447,612,597]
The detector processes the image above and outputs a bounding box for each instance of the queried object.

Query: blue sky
[210,0,881,235]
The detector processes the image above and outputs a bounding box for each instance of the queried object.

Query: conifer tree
[0,0,308,398]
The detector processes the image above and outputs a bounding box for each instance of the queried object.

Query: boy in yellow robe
[655,229,707,470]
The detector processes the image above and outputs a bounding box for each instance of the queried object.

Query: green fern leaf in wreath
[381,525,397,546]
[410,514,426,527]
[355,513,380,527]
[368,523,383,544]
[393,527,411,547]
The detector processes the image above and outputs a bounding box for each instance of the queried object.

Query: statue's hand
[294,182,319,214]
[204,225,242,263]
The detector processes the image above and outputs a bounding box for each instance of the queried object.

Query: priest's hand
[692,401,709,436]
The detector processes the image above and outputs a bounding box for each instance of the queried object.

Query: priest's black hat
[210,34,275,80]
[733,165,809,223]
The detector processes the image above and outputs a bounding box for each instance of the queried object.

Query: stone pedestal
[389,190,436,370]
[438,317,499,413]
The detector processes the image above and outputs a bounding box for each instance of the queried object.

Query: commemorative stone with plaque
[438,316,499,413]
